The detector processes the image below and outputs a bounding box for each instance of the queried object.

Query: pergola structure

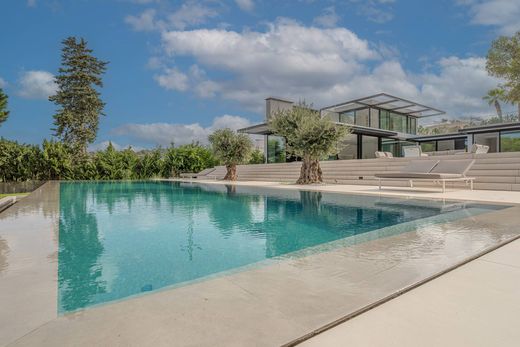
[320,93,445,118]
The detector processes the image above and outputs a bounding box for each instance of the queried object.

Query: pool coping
[164,178,520,206]
[284,232,520,346]
[3,180,520,346]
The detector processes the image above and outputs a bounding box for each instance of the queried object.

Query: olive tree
[269,103,350,184]
[486,31,520,120]
[209,128,253,180]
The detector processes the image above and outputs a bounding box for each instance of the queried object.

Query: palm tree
[0,88,9,126]
[483,87,506,121]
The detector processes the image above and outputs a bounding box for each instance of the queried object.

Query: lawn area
[0,193,29,198]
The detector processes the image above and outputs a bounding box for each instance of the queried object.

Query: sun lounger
[375,159,475,193]
[179,167,216,179]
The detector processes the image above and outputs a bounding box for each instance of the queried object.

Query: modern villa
[239,93,520,162]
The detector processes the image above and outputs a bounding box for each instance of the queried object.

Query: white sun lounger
[375,159,475,193]
[179,167,216,179]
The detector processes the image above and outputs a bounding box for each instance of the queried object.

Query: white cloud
[349,0,395,24]
[27,0,36,7]
[113,114,252,146]
[168,2,218,30]
[460,0,520,35]
[0,77,6,88]
[313,7,340,28]
[125,9,157,31]
[17,70,57,99]
[419,56,507,117]
[126,2,219,32]
[235,0,254,12]
[154,68,189,91]
[149,19,503,119]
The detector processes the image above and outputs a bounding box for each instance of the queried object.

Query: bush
[0,139,218,182]
[248,149,265,164]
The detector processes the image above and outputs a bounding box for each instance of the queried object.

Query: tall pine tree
[50,37,108,154]
[0,88,9,126]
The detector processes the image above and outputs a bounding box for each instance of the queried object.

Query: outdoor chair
[179,168,217,179]
[375,159,475,193]
[469,144,490,154]
[403,146,428,158]
[375,151,394,158]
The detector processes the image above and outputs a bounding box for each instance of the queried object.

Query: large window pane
[267,136,286,163]
[322,110,339,122]
[474,132,499,153]
[454,138,467,150]
[500,131,520,152]
[409,117,417,134]
[340,111,354,124]
[380,110,390,130]
[381,138,399,157]
[355,108,369,127]
[390,113,407,133]
[338,134,358,160]
[361,135,379,159]
[370,108,379,128]
[437,139,455,151]
[420,141,436,152]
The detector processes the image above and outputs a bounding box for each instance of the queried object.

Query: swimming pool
[57,181,506,313]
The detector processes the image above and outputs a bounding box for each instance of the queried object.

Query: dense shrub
[163,143,217,177]
[248,149,265,164]
[0,138,220,182]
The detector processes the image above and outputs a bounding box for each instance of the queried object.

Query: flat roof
[411,132,468,141]
[321,93,445,118]
[237,123,271,135]
[459,121,520,133]
[237,122,399,137]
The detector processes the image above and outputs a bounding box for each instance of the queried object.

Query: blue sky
[1,0,519,149]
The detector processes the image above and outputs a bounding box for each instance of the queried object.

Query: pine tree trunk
[297,157,323,184]
[224,164,237,181]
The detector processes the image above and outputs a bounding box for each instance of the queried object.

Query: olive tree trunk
[297,157,323,184]
[224,164,238,181]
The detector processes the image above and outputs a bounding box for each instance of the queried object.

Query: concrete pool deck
[1,181,520,346]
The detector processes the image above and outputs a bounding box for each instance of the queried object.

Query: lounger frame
[377,176,475,193]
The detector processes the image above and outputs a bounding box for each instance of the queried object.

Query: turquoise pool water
[58,181,505,313]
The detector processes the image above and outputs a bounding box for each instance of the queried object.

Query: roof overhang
[338,123,398,137]
[459,122,520,133]
[321,93,445,118]
[237,123,270,135]
[411,133,468,142]
[238,122,399,138]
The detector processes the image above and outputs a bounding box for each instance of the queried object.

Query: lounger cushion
[375,173,463,179]
[400,160,439,173]
[430,159,474,175]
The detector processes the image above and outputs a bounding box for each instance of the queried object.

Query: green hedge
[0,138,221,182]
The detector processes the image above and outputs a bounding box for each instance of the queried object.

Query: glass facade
[420,141,436,152]
[361,135,379,159]
[381,139,415,157]
[266,135,286,163]
[355,108,370,127]
[340,111,355,124]
[378,109,417,134]
[337,134,358,160]
[474,132,499,153]
[500,130,520,152]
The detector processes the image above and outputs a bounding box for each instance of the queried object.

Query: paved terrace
[0,181,519,346]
